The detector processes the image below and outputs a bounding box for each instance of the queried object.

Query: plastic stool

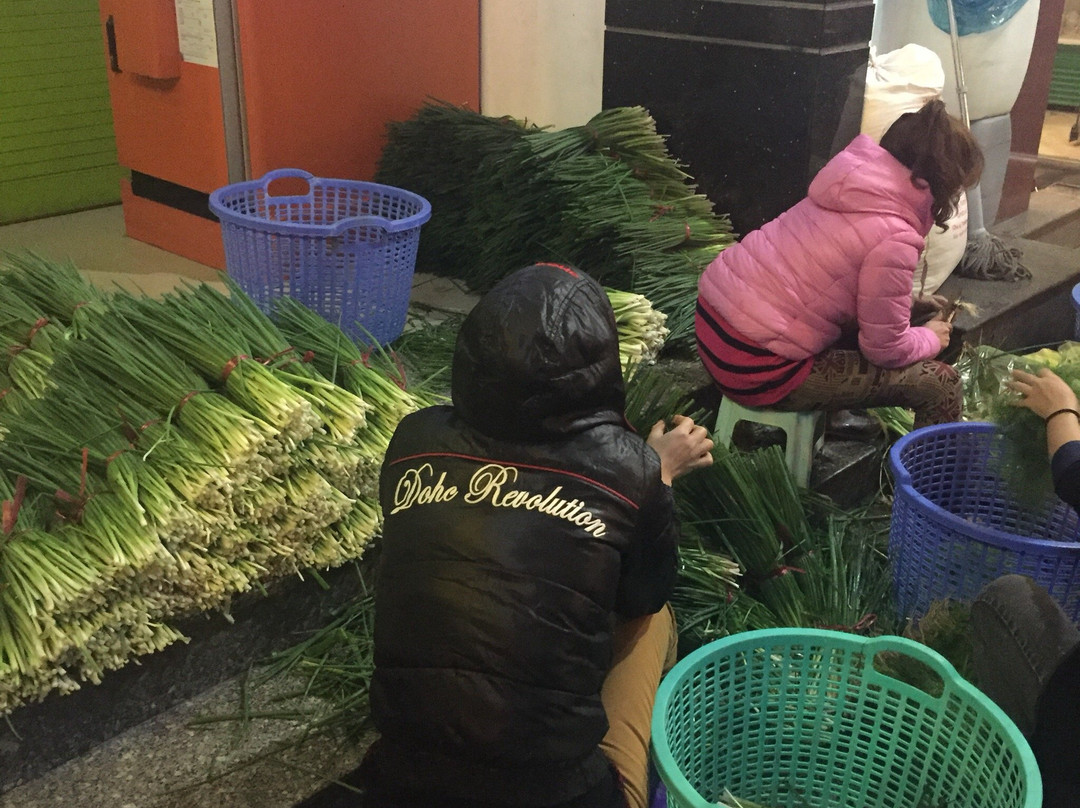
[713,398,824,487]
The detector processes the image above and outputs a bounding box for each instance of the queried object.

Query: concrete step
[0,565,370,806]
[938,236,1080,352]
[0,670,369,808]
[943,179,1080,352]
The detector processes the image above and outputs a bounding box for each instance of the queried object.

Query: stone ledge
[0,563,368,794]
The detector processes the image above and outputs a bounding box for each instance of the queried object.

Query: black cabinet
[604,0,875,236]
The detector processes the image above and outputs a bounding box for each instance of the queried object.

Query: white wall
[480,0,606,129]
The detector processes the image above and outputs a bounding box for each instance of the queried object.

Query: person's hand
[1007,368,1079,419]
[925,319,952,352]
[911,294,949,326]
[647,415,714,485]
[1007,367,1080,458]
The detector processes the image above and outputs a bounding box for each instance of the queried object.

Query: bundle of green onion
[0,253,423,713]
[376,101,735,346]
[607,288,669,371]
[673,444,895,646]
[957,342,1080,505]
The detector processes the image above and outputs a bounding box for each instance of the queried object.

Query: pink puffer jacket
[698,134,942,368]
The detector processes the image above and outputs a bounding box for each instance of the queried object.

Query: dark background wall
[603,0,876,237]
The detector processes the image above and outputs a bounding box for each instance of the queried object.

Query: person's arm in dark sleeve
[615,416,714,617]
[615,478,679,618]
[1051,440,1080,512]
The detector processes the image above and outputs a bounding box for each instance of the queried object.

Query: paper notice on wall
[175,0,218,67]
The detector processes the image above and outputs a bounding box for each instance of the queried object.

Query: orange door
[99,0,228,193]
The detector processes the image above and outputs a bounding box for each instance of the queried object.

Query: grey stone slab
[0,564,368,794]
[939,237,1080,351]
[408,272,479,315]
[996,184,1080,239]
[0,671,369,808]
[811,437,890,510]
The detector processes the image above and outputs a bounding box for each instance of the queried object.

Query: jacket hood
[808,134,934,234]
[451,263,626,441]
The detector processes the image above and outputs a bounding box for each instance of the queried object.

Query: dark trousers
[971,575,1080,807]
[360,743,629,808]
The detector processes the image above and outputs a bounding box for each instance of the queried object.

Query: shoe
[825,409,883,441]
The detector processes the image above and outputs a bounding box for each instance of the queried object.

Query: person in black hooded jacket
[362,263,715,808]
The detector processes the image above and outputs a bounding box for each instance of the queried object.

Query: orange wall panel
[235,0,480,181]
[100,2,228,193]
[120,180,226,270]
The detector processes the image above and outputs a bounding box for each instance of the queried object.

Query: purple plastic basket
[209,168,431,345]
[1072,282,1080,340]
[888,422,1080,621]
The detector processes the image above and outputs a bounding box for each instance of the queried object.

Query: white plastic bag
[870,0,1040,122]
[916,192,968,296]
[860,44,944,141]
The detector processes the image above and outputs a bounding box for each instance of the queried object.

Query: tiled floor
[0,206,218,292]
[0,204,479,314]
[1041,108,1080,164]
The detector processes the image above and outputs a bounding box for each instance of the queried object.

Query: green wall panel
[0,0,123,224]
[1048,42,1080,110]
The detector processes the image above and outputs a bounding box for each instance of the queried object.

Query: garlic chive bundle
[73,315,274,468]
[377,102,735,346]
[0,251,107,338]
[272,295,424,497]
[332,496,382,559]
[0,290,64,404]
[113,293,319,450]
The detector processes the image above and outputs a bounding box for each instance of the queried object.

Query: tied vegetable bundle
[0,253,425,713]
[376,101,735,347]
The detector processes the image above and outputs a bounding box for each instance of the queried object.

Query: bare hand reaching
[647,415,714,485]
[1007,368,1079,420]
[1007,367,1080,458]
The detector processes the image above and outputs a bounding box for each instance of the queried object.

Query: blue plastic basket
[1072,282,1080,340]
[209,168,432,345]
[652,628,1040,808]
[888,421,1080,621]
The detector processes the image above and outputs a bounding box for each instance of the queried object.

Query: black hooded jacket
[369,264,680,805]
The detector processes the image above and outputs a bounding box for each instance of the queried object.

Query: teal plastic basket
[652,628,1041,808]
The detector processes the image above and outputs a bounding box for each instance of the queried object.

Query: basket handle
[861,634,960,693]
[258,168,317,203]
[327,214,412,237]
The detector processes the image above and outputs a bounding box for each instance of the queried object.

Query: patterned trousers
[774,348,963,430]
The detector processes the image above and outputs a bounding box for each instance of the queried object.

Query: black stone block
[811,437,890,510]
[603,0,875,236]
[606,0,874,49]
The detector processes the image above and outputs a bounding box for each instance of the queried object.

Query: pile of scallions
[0,252,427,713]
[376,102,736,347]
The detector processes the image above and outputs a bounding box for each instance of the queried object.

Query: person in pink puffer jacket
[696,99,983,429]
